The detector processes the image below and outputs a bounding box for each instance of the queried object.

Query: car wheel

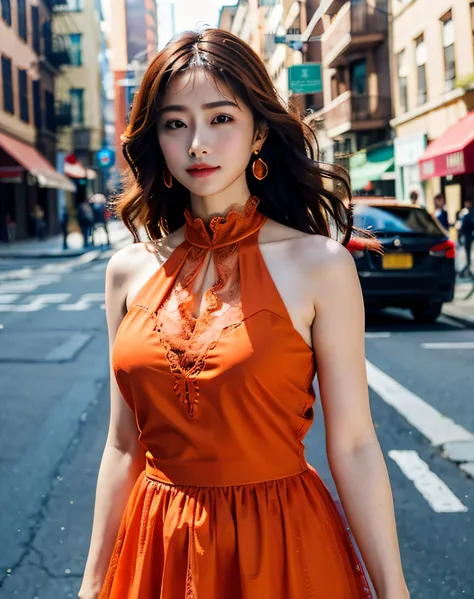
[410,302,443,324]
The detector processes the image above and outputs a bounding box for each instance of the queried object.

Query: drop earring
[163,165,173,189]
[252,150,268,181]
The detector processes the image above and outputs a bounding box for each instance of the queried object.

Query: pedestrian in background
[77,200,94,248]
[433,193,450,230]
[456,198,474,277]
[31,204,46,240]
[409,189,419,205]
[79,28,409,599]
[6,213,16,243]
[60,206,70,250]
[89,193,111,248]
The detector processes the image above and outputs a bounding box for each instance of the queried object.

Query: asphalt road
[0,251,473,599]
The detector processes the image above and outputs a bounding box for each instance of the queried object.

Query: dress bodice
[112,196,316,486]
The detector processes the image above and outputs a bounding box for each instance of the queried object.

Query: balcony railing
[322,1,387,67]
[323,92,391,133]
[55,102,72,128]
[44,35,71,69]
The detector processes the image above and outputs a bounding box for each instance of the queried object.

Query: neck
[189,176,251,224]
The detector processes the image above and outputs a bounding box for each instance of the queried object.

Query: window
[45,90,55,131]
[17,0,27,41]
[70,88,84,124]
[415,35,427,105]
[32,6,40,54]
[442,14,455,92]
[54,0,83,11]
[350,59,367,96]
[1,0,11,26]
[18,68,29,122]
[397,50,408,113]
[33,79,42,129]
[67,34,82,66]
[1,56,14,114]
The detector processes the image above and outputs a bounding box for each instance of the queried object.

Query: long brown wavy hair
[116,28,355,245]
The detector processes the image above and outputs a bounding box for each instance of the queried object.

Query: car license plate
[382,253,413,269]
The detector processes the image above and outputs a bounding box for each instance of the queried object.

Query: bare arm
[310,239,409,599]
[79,248,146,598]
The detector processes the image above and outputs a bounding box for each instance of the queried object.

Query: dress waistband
[145,453,308,488]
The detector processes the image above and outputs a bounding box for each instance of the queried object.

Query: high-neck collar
[184,196,266,249]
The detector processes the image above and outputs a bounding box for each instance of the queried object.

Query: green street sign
[288,63,322,94]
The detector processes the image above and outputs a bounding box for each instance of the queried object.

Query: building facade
[391,0,474,217]
[52,0,107,206]
[108,0,158,174]
[0,0,74,242]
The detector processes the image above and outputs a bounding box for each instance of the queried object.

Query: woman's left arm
[309,239,409,599]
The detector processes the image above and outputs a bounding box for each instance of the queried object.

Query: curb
[442,305,474,327]
[0,238,131,260]
[0,248,101,260]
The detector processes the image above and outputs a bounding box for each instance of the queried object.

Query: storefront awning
[349,145,395,191]
[419,112,474,181]
[0,132,75,191]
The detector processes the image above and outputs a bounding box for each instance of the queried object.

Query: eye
[212,114,233,124]
[166,120,186,130]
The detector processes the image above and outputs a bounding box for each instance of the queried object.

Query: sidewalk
[442,279,474,326]
[443,244,474,326]
[0,220,132,259]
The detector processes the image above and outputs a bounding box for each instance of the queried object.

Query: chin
[187,180,231,197]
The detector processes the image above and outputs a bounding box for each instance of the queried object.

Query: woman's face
[157,68,263,198]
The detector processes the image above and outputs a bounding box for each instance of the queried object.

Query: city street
[0,248,473,599]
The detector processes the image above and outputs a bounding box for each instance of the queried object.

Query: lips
[187,163,219,172]
[186,164,220,178]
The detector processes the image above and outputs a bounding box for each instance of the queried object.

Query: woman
[79,29,409,599]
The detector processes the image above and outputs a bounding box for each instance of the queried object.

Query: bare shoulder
[262,218,353,269]
[106,242,149,288]
[106,227,185,288]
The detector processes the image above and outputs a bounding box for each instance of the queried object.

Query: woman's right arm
[79,248,146,599]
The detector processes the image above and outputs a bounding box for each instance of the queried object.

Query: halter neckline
[184,196,266,249]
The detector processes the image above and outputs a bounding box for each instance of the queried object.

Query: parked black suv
[351,199,456,324]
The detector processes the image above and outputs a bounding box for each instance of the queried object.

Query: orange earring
[163,165,173,188]
[252,150,268,180]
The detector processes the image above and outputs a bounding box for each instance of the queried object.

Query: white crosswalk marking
[365,332,391,338]
[388,450,468,513]
[366,360,474,446]
[0,294,71,312]
[59,293,105,311]
[421,342,474,350]
[0,275,61,294]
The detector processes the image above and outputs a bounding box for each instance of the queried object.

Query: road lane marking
[44,333,93,362]
[421,342,474,350]
[366,360,474,446]
[0,295,21,304]
[365,332,392,338]
[388,450,468,513]
[59,293,105,311]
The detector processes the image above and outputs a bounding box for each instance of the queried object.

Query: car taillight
[429,239,456,259]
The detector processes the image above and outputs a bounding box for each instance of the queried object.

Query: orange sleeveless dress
[99,197,373,599]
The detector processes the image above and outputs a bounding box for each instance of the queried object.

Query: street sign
[96,148,115,169]
[288,63,322,94]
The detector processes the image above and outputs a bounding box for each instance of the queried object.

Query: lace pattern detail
[153,242,243,418]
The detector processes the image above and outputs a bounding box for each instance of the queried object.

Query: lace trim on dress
[152,196,263,418]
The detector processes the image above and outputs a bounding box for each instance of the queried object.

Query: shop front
[349,143,395,197]
[0,132,75,243]
[419,111,474,224]
[394,133,427,204]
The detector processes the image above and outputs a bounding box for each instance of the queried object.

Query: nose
[188,124,211,158]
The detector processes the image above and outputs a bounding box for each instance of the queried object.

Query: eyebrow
[157,100,240,115]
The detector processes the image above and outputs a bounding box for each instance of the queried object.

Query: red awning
[419,112,474,181]
[0,132,75,191]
